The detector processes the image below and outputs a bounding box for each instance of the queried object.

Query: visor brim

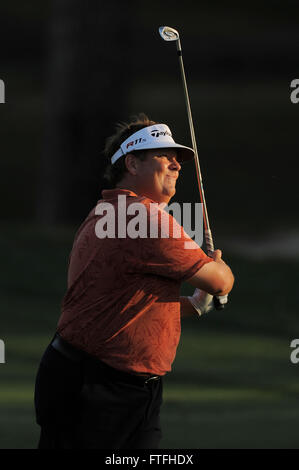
[129,142,195,163]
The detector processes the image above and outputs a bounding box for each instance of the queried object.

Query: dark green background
[0,0,298,449]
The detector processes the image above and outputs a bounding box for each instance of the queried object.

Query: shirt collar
[101,188,139,200]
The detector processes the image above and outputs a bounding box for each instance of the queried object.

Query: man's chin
[161,191,175,205]
[149,188,175,205]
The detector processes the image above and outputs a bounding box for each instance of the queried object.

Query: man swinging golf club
[34,113,234,449]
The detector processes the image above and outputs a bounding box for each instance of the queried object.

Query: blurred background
[0,0,299,449]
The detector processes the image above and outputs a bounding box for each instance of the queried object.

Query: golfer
[34,114,234,449]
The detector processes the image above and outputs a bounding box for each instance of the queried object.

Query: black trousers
[34,339,163,449]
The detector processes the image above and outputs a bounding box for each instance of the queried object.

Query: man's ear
[124,154,138,175]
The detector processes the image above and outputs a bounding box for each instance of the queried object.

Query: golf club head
[159,26,180,42]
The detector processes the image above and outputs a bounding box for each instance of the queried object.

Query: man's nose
[170,158,181,171]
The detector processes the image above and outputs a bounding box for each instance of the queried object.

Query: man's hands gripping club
[185,249,234,317]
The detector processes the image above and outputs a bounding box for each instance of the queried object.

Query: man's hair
[103,113,156,187]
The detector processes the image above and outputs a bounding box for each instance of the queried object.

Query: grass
[160,328,299,448]
[0,223,299,449]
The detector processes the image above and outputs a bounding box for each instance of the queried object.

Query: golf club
[159,26,227,310]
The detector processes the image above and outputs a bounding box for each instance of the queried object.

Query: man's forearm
[180,296,197,318]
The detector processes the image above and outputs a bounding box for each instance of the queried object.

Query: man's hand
[187,288,214,316]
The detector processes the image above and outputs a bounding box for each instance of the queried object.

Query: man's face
[133,149,181,204]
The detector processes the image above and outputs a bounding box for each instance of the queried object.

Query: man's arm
[186,250,234,296]
[180,250,234,318]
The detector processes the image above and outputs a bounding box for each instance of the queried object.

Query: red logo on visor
[126,138,145,149]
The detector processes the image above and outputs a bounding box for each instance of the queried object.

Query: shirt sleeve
[125,202,213,282]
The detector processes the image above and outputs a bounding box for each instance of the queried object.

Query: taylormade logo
[0,79,5,103]
[0,340,5,363]
[94,195,203,249]
[151,129,172,138]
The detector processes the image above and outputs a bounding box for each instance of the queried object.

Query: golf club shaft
[175,41,214,256]
[175,40,227,310]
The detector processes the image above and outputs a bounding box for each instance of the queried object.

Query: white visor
[111,124,194,164]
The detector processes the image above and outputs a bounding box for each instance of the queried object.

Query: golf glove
[187,289,214,316]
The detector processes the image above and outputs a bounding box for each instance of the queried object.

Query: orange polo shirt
[57,189,213,376]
